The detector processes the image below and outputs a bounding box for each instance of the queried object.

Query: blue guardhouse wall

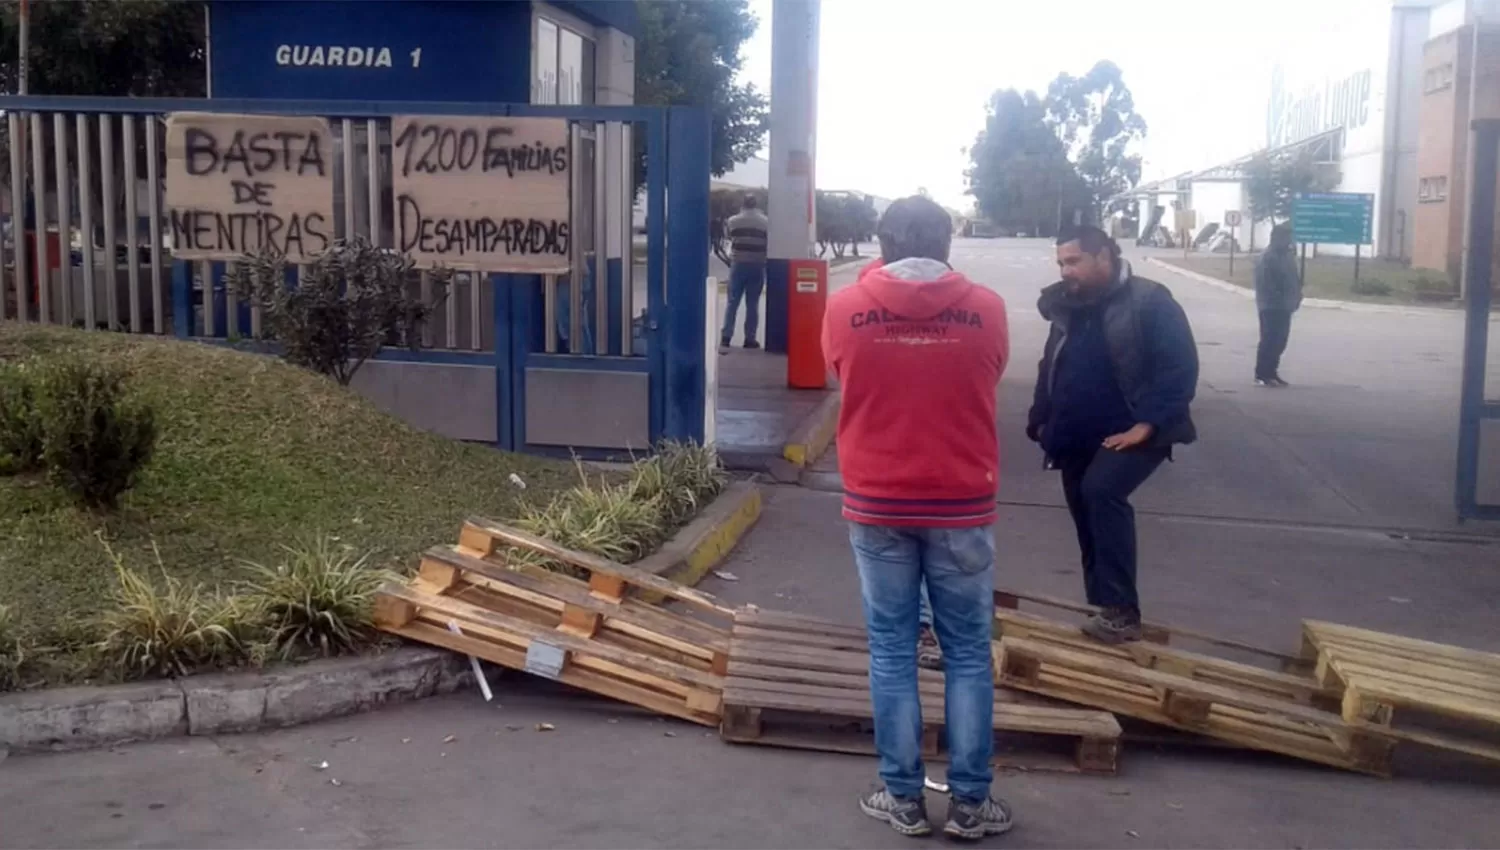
[208,1,535,102]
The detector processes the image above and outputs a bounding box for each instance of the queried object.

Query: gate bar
[1456,119,1500,522]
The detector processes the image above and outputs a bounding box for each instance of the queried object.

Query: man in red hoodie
[822,196,1012,841]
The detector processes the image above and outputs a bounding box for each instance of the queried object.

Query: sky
[735,0,1379,211]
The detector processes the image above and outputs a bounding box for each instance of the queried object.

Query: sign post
[1225,209,1243,276]
[1291,192,1374,290]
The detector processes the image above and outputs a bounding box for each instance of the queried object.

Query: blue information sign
[1291,192,1374,246]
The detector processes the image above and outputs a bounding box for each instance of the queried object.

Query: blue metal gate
[0,94,711,457]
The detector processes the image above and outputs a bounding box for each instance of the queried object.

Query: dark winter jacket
[1254,248,1303,312]
[1026,262,1199,459]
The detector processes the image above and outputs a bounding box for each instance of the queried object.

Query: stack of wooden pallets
[1300,620,1500,764]
[375,518,735,726]
[720,607,1124,774]
[993,589,1500,776]
[377,524,1500,780]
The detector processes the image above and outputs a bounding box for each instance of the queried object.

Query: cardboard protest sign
[165,112,336,264]
[391,115,572,272]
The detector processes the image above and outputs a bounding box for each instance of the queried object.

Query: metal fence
[0,96,640,358]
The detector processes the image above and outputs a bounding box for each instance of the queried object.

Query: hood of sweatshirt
[854,258,977,321]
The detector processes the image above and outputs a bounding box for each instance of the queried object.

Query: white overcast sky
[736,0,1374,210]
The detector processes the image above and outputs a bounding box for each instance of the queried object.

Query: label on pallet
[525,640,567,680]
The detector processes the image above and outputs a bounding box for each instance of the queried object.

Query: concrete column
[765,0,820,354]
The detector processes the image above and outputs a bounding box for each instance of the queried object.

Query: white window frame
[532,3,599,106]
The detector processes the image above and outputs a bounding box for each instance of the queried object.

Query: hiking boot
[944,795,1015,841]
[918,624,943,671]
[743,339,762,350]
[858,787,931,837]
[1081,607,1143,645]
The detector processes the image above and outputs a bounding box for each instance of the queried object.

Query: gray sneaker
[917,624,943,671]
[859,787,931,837]
[1081,607,1143,644]
[944,795,1015,841]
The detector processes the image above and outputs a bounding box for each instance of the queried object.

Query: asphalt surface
[4,239,1500,849]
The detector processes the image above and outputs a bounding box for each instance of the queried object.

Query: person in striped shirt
[720,194,770,354]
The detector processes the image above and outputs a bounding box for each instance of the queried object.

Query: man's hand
[1102,423,1155,452]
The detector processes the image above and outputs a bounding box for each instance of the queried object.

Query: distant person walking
[1254,223,1302,387]
[720,194,769,354]
[1027,226,1199,645]
[823,195,1013,840]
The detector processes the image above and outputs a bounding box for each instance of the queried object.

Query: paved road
[4,239,1500,849]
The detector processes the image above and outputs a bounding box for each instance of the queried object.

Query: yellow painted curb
[783,392,840,467]
[663,485,763,588]
[635,482,764,601]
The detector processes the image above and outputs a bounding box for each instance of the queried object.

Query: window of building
[1419,176,1449,203]
[533,13,597,105]
[1424,62,1455,94]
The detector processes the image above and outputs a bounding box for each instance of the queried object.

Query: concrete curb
[1146,257,1463,317]
[634,480,763,596]
[782,391,840,468]
[0,648,471,755]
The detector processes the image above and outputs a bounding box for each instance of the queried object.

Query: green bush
[34,358,158,510]
[95,540,253,679]
[0,359,45,475]
[1351,277,1393,296]
[631,440,728,526]
[241,538,391,661]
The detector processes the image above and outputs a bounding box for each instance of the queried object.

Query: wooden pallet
[994,588,1312,674]
[995,636,1396,776]
[1300,621,1500,763]
[995,607,1342,712]
[375,519,735,726]
[720,608,1124,774]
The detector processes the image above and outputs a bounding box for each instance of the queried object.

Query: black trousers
[1058,446,1168,613]
[1256,309,1293,381]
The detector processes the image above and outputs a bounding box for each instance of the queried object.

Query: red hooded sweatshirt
[821,258,1009,527]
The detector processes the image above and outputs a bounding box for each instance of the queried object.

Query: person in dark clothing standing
[1253,224,1302,387]
[1027,226,1199,644]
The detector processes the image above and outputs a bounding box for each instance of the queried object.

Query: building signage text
[164,112,335,263]
[274,45,422,69]
[1267,66,1372,148]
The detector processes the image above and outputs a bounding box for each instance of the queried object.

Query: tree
[0,1,206,97]
[815,191,877,259]
[1043,61,1146,219]
[1244,146,1341,227]
[634,0,768,190]
[965,88,1088,237]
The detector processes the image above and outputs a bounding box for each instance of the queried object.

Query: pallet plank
[462,518,734,617]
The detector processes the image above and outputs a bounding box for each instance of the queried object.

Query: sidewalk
[713,260,861,473]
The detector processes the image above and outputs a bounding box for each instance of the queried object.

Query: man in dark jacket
[1027,226,1199,644]
[1253,224,1302,387]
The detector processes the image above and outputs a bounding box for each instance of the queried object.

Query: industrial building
[1123,0,1500,276]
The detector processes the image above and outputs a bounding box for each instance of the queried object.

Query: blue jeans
[919,582,933,627]
[721,261,766,345]
[1057,446,1167,612]
[848,522,996,804]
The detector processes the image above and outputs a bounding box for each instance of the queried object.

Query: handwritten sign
[391,115,572,272]
[165,112,335,263]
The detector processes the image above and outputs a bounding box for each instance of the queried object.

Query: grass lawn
[1169,253,1457,307]
[0,325,581,679]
